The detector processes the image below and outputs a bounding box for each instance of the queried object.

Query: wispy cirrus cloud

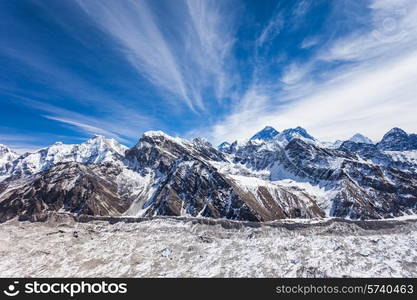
[0,129,87,154]
[0,132,43,154]
[2,0,417,148]
[21,99,149,144]
[0,28,154,146]
[201,0,417,144]
[300,35,320,49]
[76,0,198,110]
[75,0,237,112]
[185,0,238,101]
[255,14,284,48]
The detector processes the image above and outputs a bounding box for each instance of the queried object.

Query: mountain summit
[279,126,315,142]
[348,133,373,144]
[0,135,127,179]
[0,145,18,174]
[250,126,279,141]
[377,128,417,151]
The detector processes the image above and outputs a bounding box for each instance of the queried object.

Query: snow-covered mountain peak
[218,139,249,154]
[0,144,17,156]
[377,127,414,151]
[218,142,231,151]
[278,126,315,142]
[348,133,373,144]
[0,136,128,179]
[141,130,189,144]
[192,137,212,148]
[82,135,128,156]
[142,130,166,138]
[250,126,279,141]
[85,134,107,144]
[0,144,18,171]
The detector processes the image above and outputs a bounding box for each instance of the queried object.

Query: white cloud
[76,0,198,110]
[185,0,237,100]
[44,116,119,139]
[320,0,417,63]
[76,0,237,111]
[256,14,284,48]
[201,0,417,145]
[280,62,311,85]
[300,36,320,49]
[0,134,41,154]
[0,45,154,143]
[17,99,150,144]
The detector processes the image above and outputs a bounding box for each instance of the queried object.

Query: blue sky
[1,0,417,152]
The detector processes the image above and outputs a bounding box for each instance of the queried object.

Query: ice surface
[0,217,416,278]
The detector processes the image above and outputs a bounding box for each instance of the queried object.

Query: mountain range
[0,126,416,222]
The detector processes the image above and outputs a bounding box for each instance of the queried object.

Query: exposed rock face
[0,127,417,222]
[0,162,131,222]
[218,142,231,153]
[125,132,324,221]
[280,140,417,218]
[377,128,417,151]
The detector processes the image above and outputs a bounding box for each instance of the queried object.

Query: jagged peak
[383,127,407,137]
[142,130,167,138]
[0,144,16,152]
[348,133,373,144]
[84,135,111,145]
[282,126,307,134]
[280,126,315,141]
[138,130,190,149]
[250,126,279,141]
[218,141,230,148]
[142,130,187,142]
[377,127,413,151]
[192,137,212,148]
[90,134,106,140]
[218,141,230,149]
[0,144,18,162]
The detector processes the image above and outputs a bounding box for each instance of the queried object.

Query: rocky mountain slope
[0,126,416,222]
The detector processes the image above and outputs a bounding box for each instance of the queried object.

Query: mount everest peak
[250,126,279,141]
[249,125,315,144]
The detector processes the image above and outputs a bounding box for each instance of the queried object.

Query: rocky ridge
[0,126,416,222]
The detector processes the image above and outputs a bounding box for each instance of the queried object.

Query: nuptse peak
[0,126,416,222]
